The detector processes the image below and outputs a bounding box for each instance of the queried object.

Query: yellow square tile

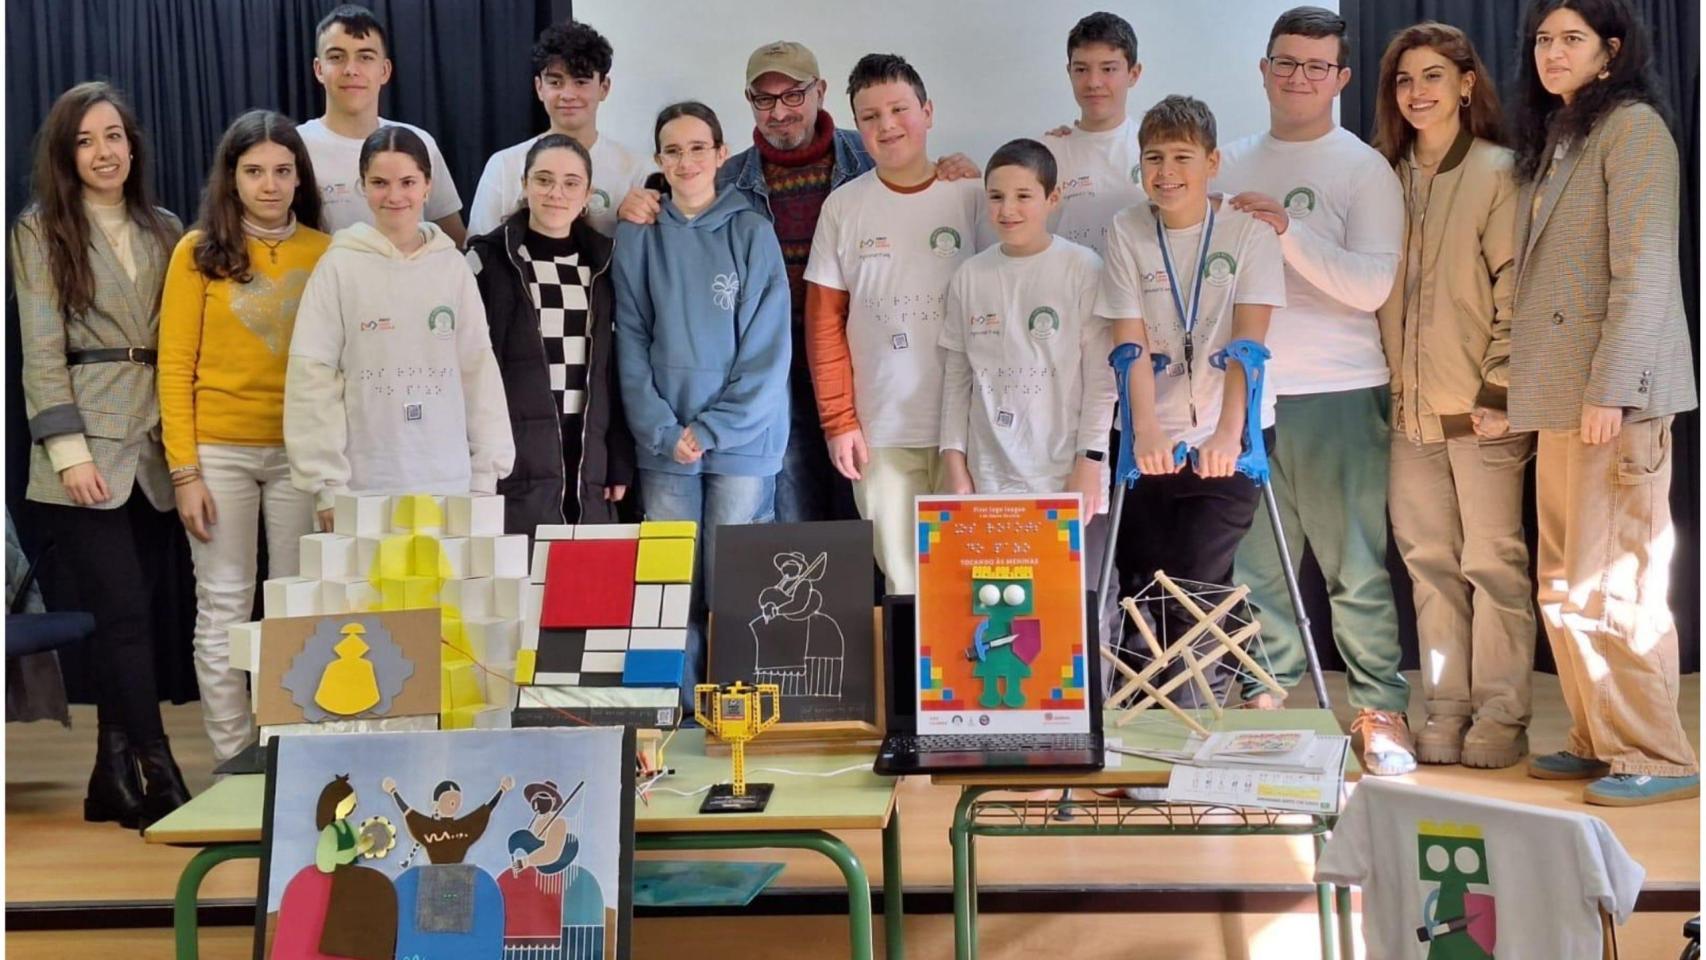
[443,658,483,709]
[391,493,445,532]
[379,575,438,611]
[1058,528,1070,541]
[442,705,482,730]
[639,520,697,539]
[515,650,537,685]
[373,536,413,579]
[635,537,695,583]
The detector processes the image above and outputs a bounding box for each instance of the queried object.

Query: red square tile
[541,539,638,628]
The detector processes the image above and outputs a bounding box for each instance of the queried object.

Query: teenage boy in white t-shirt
[803,53,988,593]
[1041,11,1146,258]
[1216,7,1412,774]
[466,19,653,237]
[1097,95,1286,706]
[939,138,1114,501]
[298,4,465,241]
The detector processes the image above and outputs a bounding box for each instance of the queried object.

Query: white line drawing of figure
[749,551,845,698]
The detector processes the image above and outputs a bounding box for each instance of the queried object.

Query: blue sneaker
[1527,751,1610,781]
[1584,773,1701,807]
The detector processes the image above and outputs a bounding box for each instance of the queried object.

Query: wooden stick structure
[1104,572,1287,731]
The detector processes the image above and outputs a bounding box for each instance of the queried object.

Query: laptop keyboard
[890,733,1099,753]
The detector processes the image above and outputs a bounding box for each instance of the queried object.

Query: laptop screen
[913,494,1093,735]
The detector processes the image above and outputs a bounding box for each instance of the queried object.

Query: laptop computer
[874,592,1104,774]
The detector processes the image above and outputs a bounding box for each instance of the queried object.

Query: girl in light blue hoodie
[613,101,791,700]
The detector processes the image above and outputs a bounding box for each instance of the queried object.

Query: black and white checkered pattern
[519,244,591,416]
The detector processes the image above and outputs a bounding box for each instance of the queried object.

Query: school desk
[144,729,904,960]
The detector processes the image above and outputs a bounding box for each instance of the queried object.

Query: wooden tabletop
[930,708,1362,787]
[144,729,896,846]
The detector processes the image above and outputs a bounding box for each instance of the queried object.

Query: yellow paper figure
[315,623,382,715]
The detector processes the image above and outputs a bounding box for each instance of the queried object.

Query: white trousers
[185,444,314,761]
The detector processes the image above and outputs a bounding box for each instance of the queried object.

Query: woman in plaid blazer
[12,82,191,828]
[1509,0,1699,806]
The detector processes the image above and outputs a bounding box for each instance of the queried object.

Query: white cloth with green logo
[1215,128,1402,396]
[1095,198,1286,447]
[1317,778,1644,960]
[939,237,1114,495]
[299,118,464,234]
[286,222,514,509]
[803,170,991,448]
[1042,118,1146,259]
[467,132,654,238]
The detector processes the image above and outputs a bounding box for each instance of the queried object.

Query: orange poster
[914,495,1089,734]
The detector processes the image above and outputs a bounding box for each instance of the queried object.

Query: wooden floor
[7,671,1700,959]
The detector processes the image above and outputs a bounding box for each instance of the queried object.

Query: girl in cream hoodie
[286,126,513,529]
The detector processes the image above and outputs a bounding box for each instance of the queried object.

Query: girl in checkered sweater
[466,134,636,534]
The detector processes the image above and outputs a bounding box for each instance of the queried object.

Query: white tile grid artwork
[241,494,534,723]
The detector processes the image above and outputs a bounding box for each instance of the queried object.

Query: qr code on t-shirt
[996,410,1015,428]
[891,333,909,350]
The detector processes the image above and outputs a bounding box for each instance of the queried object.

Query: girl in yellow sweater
[159,110,331,761]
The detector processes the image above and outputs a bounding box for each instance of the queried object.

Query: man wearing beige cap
[618,40,975,525]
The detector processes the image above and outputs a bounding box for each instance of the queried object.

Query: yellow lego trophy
[694,681,781,813]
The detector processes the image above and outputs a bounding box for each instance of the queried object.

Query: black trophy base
[699,782,774,813]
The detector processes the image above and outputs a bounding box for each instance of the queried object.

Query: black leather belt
[67,348,156,365]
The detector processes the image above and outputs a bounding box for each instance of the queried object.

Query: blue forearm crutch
[1094,339,1330,709]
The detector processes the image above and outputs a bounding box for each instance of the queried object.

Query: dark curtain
[5,0,562,705]
[1317,0,1699,676]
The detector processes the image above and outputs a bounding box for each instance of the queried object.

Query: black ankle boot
[133,736,192,826]
[85,725,145,829]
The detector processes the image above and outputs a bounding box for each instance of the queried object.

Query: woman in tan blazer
[12,82,191,827]
[1509,0,1698,806]
[1373,23,1538,770]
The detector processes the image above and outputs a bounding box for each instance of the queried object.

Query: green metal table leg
[883,805,905,959]
[1336,883,1355,958]
[950,788,983,960]
[638,831,874,960]
[967,829,979,959]
[173,842,264,960]
[1313,832,1337,960]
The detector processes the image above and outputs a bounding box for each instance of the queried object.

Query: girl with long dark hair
[1507,0,1698,805]
[12,81,190,826]
[1372,23,1537,769]
[159,109,331,762]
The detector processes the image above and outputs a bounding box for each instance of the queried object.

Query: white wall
[574,0,1337,167]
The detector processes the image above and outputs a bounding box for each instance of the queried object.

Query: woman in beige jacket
[1373,23,1536,769]
[1509,0,1696,807]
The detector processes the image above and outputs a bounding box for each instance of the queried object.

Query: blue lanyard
[1153,201,1216,348]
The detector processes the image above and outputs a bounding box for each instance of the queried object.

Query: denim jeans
[774,400,858,524]
[639,470,777,714]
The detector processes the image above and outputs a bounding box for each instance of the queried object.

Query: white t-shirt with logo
[1317,779,1645,960]
[1095,198,1287,447]
[803,171,990,448]
[466,132,654,238]
[939,237,1114,495]
[298,118,464,233]
[1044,118,1146,258]
[1215,127,1402,396]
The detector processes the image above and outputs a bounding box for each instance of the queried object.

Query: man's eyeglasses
[659,144,716,166]
[1266,56,1343,81]
[746,81,816,112]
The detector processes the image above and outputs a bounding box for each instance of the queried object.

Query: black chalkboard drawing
[709,520,880,737]
[751,551,846,698]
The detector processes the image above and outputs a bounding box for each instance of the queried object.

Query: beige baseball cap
[746,41,820,86]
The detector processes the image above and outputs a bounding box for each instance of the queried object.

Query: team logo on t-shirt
[1203,252,1238,287]
[588,188,612,212]
[1283,187,1317,219]
[426,306,456,339]
[1027,307,1061,341]
[1063,175,1094,197]
[712,272,741,310]
[970,312,1002,336]
[929,227,962,258]
[1416,821,1496,956]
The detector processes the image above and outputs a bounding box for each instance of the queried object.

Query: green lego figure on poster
[965,565,1041,709]
[1416,821,1496,959]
